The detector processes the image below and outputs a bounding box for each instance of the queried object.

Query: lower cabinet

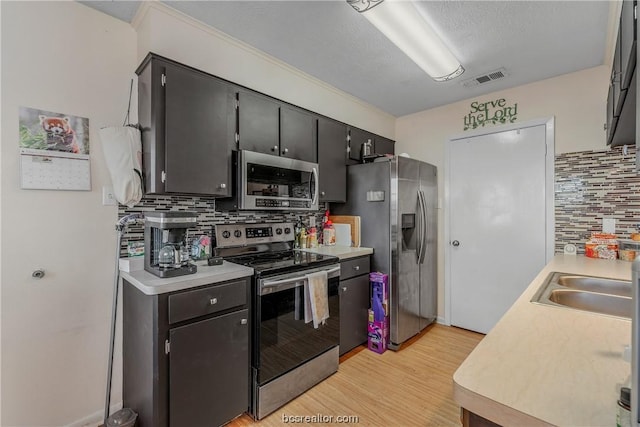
[339,255,371,356]
[123,277,251,427]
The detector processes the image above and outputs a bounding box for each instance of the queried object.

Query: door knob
[452,240,460,247]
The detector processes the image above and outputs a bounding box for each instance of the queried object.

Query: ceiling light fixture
[347,0,464,82]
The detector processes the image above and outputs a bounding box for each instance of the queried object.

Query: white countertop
[453,255,632,426]
[300,245,373,260]
[120,260,254,295]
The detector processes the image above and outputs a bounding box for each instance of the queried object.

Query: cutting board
[334,223,352,247]
[329,215,360,247]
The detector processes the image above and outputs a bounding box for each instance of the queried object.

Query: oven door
[239,150,319,211]
[254,264,340,386]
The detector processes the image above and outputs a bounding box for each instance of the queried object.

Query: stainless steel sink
[556,275,631,297]
[531,272,632,319]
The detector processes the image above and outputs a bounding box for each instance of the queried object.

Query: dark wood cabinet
[317,117,348,202]
[237,92,317,162]
[348,127,374,163]
[123,277,251,427]
[136,54,235,195]
[237,91,280,156]
[348,127,395,163]
[280,105,317,162]
[607,0,637,147]
[339,255,371,356]
[374,136,395,156]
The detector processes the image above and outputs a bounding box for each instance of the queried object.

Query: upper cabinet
[607,0,637,147]
[318,117,348,202]
[348,127,395,163]
[374,136,395,156]
[237,91,317,163]
[136,54,235,195]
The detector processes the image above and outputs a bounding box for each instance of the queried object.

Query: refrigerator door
[418,162,438,329]
[390,157,421,347]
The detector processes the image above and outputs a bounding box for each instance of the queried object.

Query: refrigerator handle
[418,191,428,265]
[416,191,424,263]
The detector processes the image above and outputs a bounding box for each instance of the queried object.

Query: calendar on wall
[20,148,91,191]
[18,106,91,191]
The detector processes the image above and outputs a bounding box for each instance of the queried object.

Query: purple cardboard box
[370,272,389,322]
[367,309,388,354]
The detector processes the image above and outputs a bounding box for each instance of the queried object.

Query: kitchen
[0,1,633,426]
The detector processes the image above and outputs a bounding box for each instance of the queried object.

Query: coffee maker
[144,211,198,278]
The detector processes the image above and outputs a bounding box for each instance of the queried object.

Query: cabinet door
[374,136,395,156]
[613,30,626,118]
[318,117,347,202]
[165,63,234,195]
[238,91,280,156]
[620,0,637,91]
[169,309,249,427]
[280,106,317,162]
[348,127,374,163]
[606,83,618,144]
[339,274,370,356]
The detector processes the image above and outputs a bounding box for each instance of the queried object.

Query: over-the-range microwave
[217,150,319,211]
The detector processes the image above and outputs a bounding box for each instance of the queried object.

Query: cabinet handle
[210,298,218,305]
[282,148,289,155]
[321,191,326,196]
[240,318,248,325]
[271,146,278,152]
[219,183,226,189]
[353,265,360,271]
[342,287,347,292]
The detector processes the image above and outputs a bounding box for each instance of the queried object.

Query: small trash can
[105,408,138,427]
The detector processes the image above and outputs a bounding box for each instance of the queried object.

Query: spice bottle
[307,227,318,248]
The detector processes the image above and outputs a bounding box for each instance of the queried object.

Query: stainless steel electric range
[213,222,340,420]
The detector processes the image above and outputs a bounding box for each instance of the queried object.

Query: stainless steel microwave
[218,150,319,211]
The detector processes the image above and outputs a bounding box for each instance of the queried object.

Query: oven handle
[260,266,340,295]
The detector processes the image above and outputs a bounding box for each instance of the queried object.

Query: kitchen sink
[531,272,632,319]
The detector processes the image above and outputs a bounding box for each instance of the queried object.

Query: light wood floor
[230,324,483,427]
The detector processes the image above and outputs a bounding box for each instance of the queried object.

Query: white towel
[305,271,329,329]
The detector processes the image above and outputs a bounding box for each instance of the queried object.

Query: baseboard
[64,402,122,427]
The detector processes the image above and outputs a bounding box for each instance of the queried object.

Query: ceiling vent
[462,68,509,88]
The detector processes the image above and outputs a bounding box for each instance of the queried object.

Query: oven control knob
[222,231,231,239]
[284,227,291,234]
[234,230,242,238]
[276,228,283,235]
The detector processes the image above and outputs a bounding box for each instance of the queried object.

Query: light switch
[603,217,616,234]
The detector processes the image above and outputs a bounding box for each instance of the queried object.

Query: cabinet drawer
[168,279,247,324]
[340,256,370,280]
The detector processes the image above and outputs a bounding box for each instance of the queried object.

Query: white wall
[1,2,136,425]
[132,2,396,138]
[395,65,610,319]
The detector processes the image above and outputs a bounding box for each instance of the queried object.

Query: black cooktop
[226,250,338,276]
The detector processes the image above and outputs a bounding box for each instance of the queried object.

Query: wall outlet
[603,217,616,234]
[102,186,117,206]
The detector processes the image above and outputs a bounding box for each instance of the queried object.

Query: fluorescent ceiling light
[348,0,464,82]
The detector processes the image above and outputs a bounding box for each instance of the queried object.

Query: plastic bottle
[307,227,318,248]
[299,227,307,249]
[323,220,336,246]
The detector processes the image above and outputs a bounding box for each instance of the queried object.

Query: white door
[448,124,550,334]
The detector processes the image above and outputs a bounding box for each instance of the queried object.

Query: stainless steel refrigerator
[334,156,437,350]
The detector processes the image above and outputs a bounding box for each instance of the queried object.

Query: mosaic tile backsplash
[555,145,640,254]
[118,195,326,256]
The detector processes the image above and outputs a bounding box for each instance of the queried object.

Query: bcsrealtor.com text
[282,413,360,424]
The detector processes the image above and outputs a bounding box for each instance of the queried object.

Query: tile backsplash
[118,195,325,256]
[555,145,640,254]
